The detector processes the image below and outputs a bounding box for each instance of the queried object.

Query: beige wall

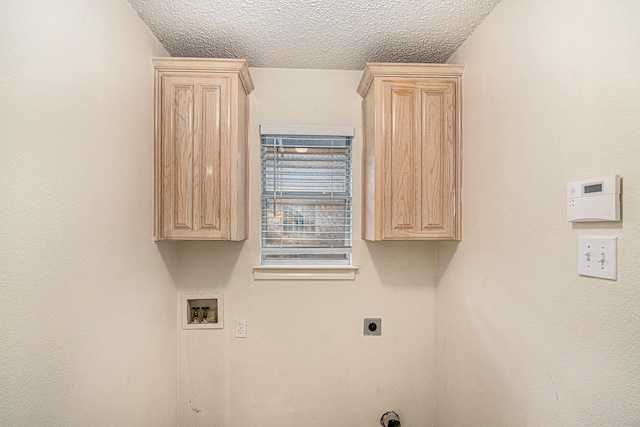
[438,0,640,425]
[5,1,635,425]
[176,68,438,427]
[0,1,177,426]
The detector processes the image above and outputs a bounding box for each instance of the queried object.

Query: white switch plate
[578,236,617,280]
[235,320,247,338]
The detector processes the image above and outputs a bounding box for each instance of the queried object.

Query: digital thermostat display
[583,183,603,194]
[567,175,620,222]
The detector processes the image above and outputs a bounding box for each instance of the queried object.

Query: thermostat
[567,175,620,222]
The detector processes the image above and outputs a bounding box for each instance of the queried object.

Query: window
[260,125,353,266]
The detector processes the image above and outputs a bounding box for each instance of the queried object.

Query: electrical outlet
[235,320,247,338]
[364,318,381,336]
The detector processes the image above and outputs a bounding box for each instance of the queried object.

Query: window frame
[259,125,355,268]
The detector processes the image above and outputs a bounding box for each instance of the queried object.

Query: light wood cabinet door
[160,74,229,240]
[359,63,462,241]
[153,58,253,241]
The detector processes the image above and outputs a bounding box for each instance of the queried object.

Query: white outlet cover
[235,320,247,338]
[578,236,617,280]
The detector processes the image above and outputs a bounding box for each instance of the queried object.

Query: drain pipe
[380,411,401,427]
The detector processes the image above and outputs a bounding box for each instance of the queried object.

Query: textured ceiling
[127,0,501,70]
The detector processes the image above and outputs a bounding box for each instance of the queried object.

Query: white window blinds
[260,126,353,265]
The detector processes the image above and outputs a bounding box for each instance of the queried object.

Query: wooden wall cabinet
[153,58,254,241]
[358,63,463,241]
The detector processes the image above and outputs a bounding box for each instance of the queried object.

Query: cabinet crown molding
[357,62,464,98]
[152,57,254,94]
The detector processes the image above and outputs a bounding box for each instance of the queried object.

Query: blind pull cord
[330,138,335,249]
[273,137,278,218]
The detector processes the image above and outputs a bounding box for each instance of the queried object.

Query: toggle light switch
[578,236,617,280]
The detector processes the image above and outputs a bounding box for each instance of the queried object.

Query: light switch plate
[578,236,617,280]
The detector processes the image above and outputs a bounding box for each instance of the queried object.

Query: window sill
[252,265,359,281]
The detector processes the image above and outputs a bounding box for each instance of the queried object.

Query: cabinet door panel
[200,85,223,232]
[381,78,458,240]
[421,80,456,238]
[161,75,229,239]
[422,90,443,229]
[166,83,194,232]
[385,86,421,237]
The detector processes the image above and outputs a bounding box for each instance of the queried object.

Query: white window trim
[258,124,356,278]
[252,265,359,281]
[259,124,354,137]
